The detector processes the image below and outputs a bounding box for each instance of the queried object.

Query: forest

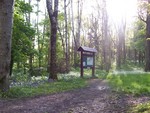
[1,0,150,112]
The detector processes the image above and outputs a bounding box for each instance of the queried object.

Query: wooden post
[81,51,83,77]
[92,53,95,78]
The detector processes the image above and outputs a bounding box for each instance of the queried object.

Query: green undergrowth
[131,102,150,113]
[96,70,108,79]
[0,78,87,99]
[115,60,144,71]
[107,73,150,96]
[105,72,150,113]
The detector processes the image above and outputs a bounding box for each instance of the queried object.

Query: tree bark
[134,49,137,64]
[36,0,41,68]
[74,0,83,68]
[46,0,59,80]
[102,0,110,72]
[145,0,150,71]
[70,0,78,68]
[64,0,69,72]
[116,19,126,68]
[117,30,122,68]
[122,23,126,64]
[28,0,33,78]
[0,0,14,91]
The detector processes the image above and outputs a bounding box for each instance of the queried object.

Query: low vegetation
[0,72,88,99]
[101,62,150,113]
[131,102,150,113]
[107,73,150,95]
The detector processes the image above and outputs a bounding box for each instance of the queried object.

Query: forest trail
[0,79,147,113]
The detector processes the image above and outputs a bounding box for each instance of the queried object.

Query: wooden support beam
[81,51,83,77]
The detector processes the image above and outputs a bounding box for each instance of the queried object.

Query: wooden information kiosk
[77,46,97,78]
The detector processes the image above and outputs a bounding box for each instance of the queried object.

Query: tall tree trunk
[36,0,41,68]
[116,19,126,68]
[122,21,126,64]
[145,1,150,71]
[70,0,78,68]
[74,0,83,68]
[41,9,46,66]
[46,0,59,80]
[68,8,71,68]
[134,49,137,64]
[64,0,69,72]
[0,0,14,91]
[10,52,14,76]
[139,51,141,64]
[58,25,65,57]
[117,31,122,68]
[76,0,81,47]
[102,0,110,72]
[28,0,33,78]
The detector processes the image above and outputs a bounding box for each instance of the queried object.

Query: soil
[0,79,150,113]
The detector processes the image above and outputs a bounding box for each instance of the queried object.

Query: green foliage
[131,20,146,52]
[32,68,48,77]
[71,67,80,72]
[58,12,64,21]
[11,72,28,82]
[15,0,32,14]
[0,78,87,98]
[116,60,144,71]
[106,73,150,96]
[96,70,108,79]
[132,102,150,113]
[12,14,35,61]
[12,0,35,71]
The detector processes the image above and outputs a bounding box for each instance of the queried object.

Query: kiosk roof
[77,46,97,53]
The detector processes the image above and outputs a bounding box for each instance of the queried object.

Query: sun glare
[107,0,137,24]
[82,0,137,25]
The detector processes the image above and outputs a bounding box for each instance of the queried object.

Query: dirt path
[0,79,149,113]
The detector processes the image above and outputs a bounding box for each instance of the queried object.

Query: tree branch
[138,11,147,23]
[66,0,70,7]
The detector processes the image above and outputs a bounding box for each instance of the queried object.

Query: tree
[138,0,150,71]
[101,0,111,72]
[64,0,70,72]
[131,20,145,64]
[28,0,34,77]
[145,0,150,71]
[116,20,126,68]
[36,0,42,68]
[0,0,14,91]
[73,0,83,68]
[11,0,35,76]
[46,0,59,80]
[70,0,77,67]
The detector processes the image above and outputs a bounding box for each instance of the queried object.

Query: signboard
[83,56,93,67]
[87,57,93,65]
[77,46,97,78]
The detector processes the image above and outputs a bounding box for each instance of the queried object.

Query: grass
[105,71,150,113]
[1,68,108,99]
[107,73,150,95]
[0,77,87,99]
[2,69,106,99]
[103,60,148,95]
[131,103,150,113]
[96,60,149,112]
[115,60,144,71]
